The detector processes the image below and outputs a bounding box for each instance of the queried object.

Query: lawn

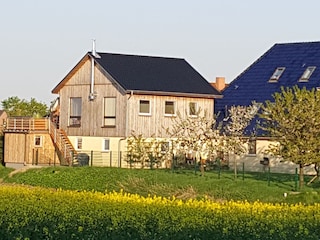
[1,165,319,204]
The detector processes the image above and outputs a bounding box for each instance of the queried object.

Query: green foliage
[126,131,169,168]
[1,96,48,117]
[260,86,320,187]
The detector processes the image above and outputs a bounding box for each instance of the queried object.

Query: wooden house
[51,45,222,166]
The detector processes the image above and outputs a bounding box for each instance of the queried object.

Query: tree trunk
[299,164,304,189]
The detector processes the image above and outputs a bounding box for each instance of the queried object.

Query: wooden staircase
[49,121,77,166]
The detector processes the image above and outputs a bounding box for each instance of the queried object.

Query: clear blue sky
[2,0,320,105]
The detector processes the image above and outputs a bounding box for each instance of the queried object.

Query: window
[165,101,175,115]
[76,137,82,150]
[161,142,170,153]
[103,138,110,151]
[34,136,42,147]
[269,67,285,82]
[104,97,116,126]
[139,100,151,115]
[69,97,82,126]
[248,138,256,155]
[299,66,316,82]
[189,102,197,116]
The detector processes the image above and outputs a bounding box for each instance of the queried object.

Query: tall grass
[1,166,319,204]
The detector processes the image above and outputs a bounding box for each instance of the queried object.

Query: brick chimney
[214,77,226,91]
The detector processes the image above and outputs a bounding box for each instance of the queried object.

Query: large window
[69,97,82,126]
[139,100,151,115]
[189,102,197,116]
[104,97,116,126]
[165,101,175,116]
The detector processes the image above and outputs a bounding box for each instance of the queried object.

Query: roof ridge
[222,44,276,90]
[274,41,320,46]
[89,51,185,61]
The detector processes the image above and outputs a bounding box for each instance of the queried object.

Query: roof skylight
[269,67,285,82]
[299,66,316,82]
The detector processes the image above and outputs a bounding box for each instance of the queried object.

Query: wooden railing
[49,121,77,166]
[4,117,48,132]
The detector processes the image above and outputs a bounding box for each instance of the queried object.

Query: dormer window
[269,67,285,82]
[299,66,316,82]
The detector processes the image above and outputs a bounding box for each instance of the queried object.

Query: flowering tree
[259,86,320,188]
[224,103,259,178]
[165,104,257,176]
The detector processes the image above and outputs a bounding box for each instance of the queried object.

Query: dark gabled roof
[216,41,320,112]
[215,41,320,135]
[92,52,221,97]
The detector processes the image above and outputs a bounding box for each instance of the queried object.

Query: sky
[2,0,320,106]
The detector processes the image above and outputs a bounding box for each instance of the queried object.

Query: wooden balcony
[4,117,49,133]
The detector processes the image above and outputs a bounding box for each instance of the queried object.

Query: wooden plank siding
[4,132,57,165]
[58,59,127,137]
[127,94,214,137]
[56,57,215,139]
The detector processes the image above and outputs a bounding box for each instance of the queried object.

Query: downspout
[117,91,133,167]
[118,138,126,168]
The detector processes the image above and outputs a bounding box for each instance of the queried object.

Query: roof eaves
[52,53,90,94]
[126,90,222,99]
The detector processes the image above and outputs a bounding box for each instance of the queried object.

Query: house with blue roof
[215,41,320,174]
[216,41,320,115]
[51,44,221,167]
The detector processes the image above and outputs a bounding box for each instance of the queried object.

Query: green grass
[1,165,320,204]
[0,165,13,179]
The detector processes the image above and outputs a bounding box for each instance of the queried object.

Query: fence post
[91,151,93,166]
[171,154,174,173]
[218,159,221,179]
[267,166,271,186]
[295,168,298,191]
[242,162,245,181]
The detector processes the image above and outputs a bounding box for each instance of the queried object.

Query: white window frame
[299,66,316,82]
[164,101,176,116]
[34,135,43,147]
[139,100,151,116]
[269,67,285,82]
[102,138,110,152]
[103,97,116,127]
[161,142,170,153]
[188,102,198,117]
[247,138,257,155]
[76,137,82,150]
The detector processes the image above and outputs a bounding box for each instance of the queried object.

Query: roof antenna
[91,39,100,58]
